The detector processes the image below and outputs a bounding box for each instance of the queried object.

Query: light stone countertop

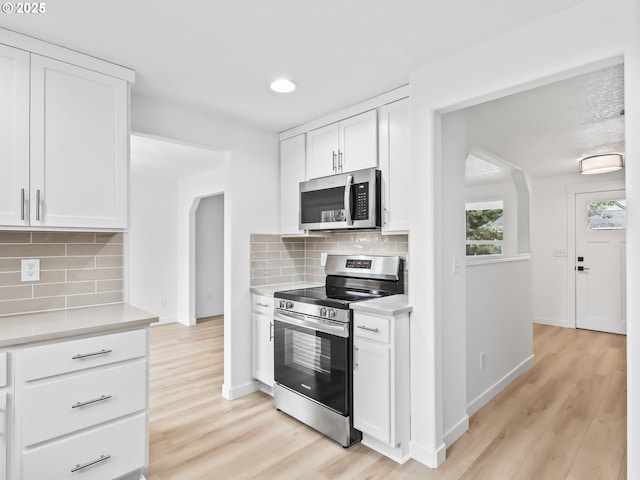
[350,294,412,316]
[0,303,159,347]
[250,282,323,297]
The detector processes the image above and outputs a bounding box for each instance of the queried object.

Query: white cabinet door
[306,110,378,179]
[306,122,339,179]
[340,109,378,173]
[30,55,128,229]
[0,45,30,226]
[353,338,390,443]
[379,98,410,233]
[253,311,274,387]
[280,134,306,235]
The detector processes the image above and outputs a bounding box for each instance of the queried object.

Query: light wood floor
[147,319,626,480]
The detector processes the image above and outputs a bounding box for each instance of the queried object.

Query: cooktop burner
[274,286,388,309]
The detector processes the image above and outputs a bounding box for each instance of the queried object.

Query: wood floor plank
[147,320,626,480]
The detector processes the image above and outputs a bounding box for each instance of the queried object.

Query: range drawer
[22,329,147,381]
[23,413,145,480]
[353,313,390,344]
[22,360,146,447]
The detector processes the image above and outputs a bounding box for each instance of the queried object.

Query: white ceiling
[464,63,625,179]
[1,0,588,133]
[130,135,225,180]
[3,0,623,179]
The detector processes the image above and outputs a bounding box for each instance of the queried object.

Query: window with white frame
[466,200,504,256]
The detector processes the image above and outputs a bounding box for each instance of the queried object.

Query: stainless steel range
[273,254,404,447]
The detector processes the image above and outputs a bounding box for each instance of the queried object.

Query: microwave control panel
[354,182,369,220]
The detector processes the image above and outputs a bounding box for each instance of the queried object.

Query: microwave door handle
[344,174,354,225]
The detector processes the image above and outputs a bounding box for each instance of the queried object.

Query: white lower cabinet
[0,352,9,480]
[13,328,150,479]
[353,310,410,463]
[22,413,145,480]
[252,294,274,391]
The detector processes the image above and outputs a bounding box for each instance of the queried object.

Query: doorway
[195,194,224,321]
[575,190,626,334]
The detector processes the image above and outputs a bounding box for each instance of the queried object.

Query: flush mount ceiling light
[579,153,624,175]
[270,78,296,93]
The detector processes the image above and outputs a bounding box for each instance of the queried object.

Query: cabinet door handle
[357,325,380,333]
[338,150,343,173]
[20,188,25,221]
[71,348,112,360]
[72,394,112,409]
[71,454,111,473]
[269,321,274,341]
[332,151,337,173]
[354,345,359,370]
[35,189,41,221]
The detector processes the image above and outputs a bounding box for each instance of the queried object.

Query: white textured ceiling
[464,63,625,179]
[0,0,587,133]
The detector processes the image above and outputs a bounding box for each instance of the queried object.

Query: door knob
[576,266,590,271]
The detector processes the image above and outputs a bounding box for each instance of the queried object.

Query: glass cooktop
[275,286,389,309]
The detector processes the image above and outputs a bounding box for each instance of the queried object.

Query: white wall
[531,171,625,328]
[466,259,533,413]
[438,111,468,446]
[129,174,178,323]
[409,0,640,470]
[131,94,280,401]
[195,194,224,318]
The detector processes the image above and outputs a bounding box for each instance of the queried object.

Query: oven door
[274,310,351,415]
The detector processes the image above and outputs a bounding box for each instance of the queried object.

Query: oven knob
[285,301,294,309]
[328,309,336,318]
[279,300,286,309]
[320,307,327,317]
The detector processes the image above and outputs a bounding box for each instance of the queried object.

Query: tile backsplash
[250,232,408,287]
[0,231,123,316]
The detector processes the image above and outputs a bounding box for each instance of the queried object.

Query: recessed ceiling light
[270,79,296,93]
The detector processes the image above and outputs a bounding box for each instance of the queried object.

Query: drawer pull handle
[71,454,111,473]
[256,302,269,308]
[357,325,380,333]
[71,349,112,360]
[72,394,112,409]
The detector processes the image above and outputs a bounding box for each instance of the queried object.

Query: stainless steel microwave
[299,167,381,231]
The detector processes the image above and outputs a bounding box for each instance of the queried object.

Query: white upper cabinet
[379,98,410,233]
[0,45,30,226]
[306,110,377,179]
[0,30,132,231]
[280,134,306,235]
[29,55,128,229]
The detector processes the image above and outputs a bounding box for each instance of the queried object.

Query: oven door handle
[344,174,354,226]
[274,311,349,338]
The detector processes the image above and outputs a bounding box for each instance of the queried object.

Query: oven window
[274,319,350,415]
[288,330,331,378]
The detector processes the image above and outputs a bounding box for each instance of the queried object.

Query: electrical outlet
[320,252,328,267]
[21,258,40,282]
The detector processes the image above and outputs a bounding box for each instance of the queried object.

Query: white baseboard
[221,380,259,400]
[533,316,573,328]
[362,435,411,464]
[444,414,469,447]
[409,439,446,468]
[467,354,535,416]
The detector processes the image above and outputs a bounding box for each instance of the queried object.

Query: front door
[575,190,626,334]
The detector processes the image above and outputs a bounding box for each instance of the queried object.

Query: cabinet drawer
[354,314,390,343]
[22,329,146,381]
[252,294,274,315]
[22,360,146,446]
[23,413,145,480]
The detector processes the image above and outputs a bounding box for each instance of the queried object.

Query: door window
[587,199,626,230]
